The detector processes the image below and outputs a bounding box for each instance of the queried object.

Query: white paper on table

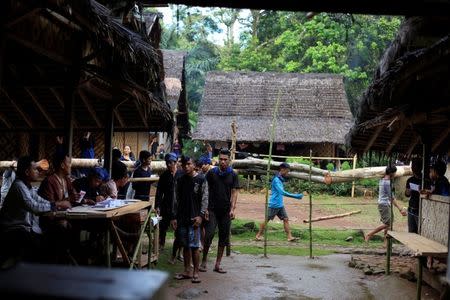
[409,183,420,192]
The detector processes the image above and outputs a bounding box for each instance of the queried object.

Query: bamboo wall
[420,196,449,246]
[0,131,151,162]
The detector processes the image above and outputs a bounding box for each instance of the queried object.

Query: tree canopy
[160,6,402,117]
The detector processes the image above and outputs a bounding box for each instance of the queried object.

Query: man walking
[255,163,304,242]
[171,156,208,283]
[201,149,239,274]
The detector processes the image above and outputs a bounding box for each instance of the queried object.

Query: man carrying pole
[255,163,305,242]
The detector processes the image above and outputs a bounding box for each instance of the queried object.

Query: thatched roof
[346,17,450,156]
[162,50,188,105]
[161,49,190,137]
[193,72,352,144]
[0,0,173,132]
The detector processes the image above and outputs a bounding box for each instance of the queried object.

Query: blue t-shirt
[268,174,303,208]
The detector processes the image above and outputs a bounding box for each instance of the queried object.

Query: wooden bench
[387,195,449,299]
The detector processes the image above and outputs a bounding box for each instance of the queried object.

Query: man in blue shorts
[171,156,208,283]
[255,163,304,242]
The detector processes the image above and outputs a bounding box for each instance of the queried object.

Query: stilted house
[346,16,450,296]
[0,0,173,165]
[193,71,352,157]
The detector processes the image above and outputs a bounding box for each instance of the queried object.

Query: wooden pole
[386,170,395,275]
[351,154,357,198]
[227,120,237,257]
[309,149,313,259]
[263,92,281,258]
[104,104,114,175]
[302,210,361,223]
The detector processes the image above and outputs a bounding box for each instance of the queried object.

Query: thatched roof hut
[162,49,190,137]
[0,0,172,133]
[346,17,450,157]
[193,72,352,156]
[0,0,173,160]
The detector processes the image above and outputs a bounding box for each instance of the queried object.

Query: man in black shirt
[405,160,423,233]
[155,153,178,249]
[132,150,152,201]
[171,156,208,283]
[200,149,239,274]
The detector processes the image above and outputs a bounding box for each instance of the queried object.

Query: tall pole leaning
[309,149,313,259]
[263,92,281,258]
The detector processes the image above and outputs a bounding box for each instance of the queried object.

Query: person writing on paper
[405,159,422,233]
[255,162,305,242]
[73,168,108,205]
[365,166,407,244]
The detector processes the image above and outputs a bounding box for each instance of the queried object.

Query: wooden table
[0,263,168,299]
[47,201,154,269]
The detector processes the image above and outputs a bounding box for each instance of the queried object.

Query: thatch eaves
[346,17,450,156]
[0,0,173,132]
[193,72,352,144]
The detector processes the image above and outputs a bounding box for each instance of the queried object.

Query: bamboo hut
[193,72,352,157]
[0,0,173,161]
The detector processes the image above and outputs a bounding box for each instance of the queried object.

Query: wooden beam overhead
[146,0,450,16]
[0,111,12,128]
[432,126,450,152]
[78,90,102,128]
[6,8,40,27]
[1,88,33,128]
[6,32,71,65]
[114,109,125,128]
[24,87,56,128]
[134,98,149,128]
[386,122,409,154]
[364,126,383,153]
[406,136,421,158]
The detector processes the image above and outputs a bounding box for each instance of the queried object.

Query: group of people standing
[156,149,239,284]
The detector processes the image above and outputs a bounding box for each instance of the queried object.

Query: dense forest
[158,6,402,126]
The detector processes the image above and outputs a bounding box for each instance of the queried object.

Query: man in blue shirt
[255,163,304,242]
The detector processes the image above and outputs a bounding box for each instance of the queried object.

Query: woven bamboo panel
[0,133,18,160]
[421,198,449,246]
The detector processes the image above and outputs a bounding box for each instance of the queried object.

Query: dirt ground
[235,192,407,231]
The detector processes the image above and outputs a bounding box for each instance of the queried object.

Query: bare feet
[364,234,371,243]
[255,235,262,241]
[287,237,298,242]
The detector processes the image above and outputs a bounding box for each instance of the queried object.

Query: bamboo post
[309,149,313,259]
[263,92,281,258]
[227,120,237,257]
[386,171,395,275]
[351,154,357,198]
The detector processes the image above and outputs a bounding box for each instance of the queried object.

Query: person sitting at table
[0,156,71,264]
[132,150,152,201]
[101,160,129,199]
[73,168,108,205]
[38,152,81,262]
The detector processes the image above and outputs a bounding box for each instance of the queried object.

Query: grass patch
[231,218,384,247]
[232,245,333,256]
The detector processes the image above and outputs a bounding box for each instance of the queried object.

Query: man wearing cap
[255,162,304,242]
[198,155,212,175]
[155,152,179,250]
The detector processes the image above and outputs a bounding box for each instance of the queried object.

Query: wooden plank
[79,90,102,128]
[387,231,447,257]
[1,88,33,128]
[25,87,56,128]
[109,220,131,265]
